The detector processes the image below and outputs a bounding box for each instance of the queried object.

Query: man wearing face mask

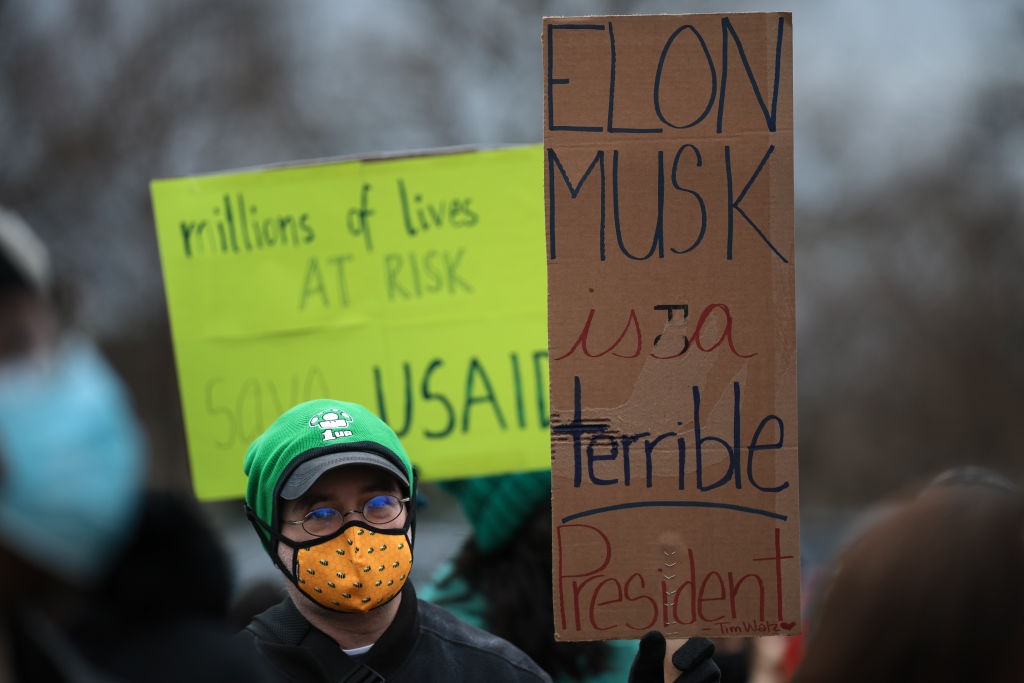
[239,398,552,682]
[0,206,278,682]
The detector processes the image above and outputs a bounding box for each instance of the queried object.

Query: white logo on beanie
[309,409,354,441]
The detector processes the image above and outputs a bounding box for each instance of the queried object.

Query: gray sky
[4,0,1022,338]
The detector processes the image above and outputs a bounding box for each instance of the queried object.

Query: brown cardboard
[544,13,799,641]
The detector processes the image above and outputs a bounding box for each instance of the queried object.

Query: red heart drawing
[780,621,796,630]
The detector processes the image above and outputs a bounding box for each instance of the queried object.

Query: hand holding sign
[628,632,720,683]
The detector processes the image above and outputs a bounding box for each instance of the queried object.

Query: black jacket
[238,584,552,682]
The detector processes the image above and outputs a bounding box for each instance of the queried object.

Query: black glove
[628,631,720,683]
[670,637,719,683]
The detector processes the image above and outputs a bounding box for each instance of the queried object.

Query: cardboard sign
[151,146,549,500]
[544,14,800,640]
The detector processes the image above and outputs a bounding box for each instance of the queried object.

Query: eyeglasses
[283,495,410,537]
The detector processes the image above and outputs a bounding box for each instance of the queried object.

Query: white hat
[0,207,51,292]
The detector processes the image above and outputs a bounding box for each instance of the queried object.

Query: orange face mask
[292,523,413,613]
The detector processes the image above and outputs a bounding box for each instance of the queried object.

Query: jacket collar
[252,583,421,681]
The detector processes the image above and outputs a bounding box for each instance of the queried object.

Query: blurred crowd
[2,205,1023,681]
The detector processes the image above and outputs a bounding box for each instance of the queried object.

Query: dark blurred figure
[70,491,276,683]
[793,468,1024,683]
[0,206,272,681]
[228,578,286,631]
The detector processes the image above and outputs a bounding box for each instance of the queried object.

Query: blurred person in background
[421,472,721,683]
[0,205,146,678]
[421,471,636,682]
[0,206,273,681]
[791,467,1024,683]
[238,398,552,682]
[71,489,277,682]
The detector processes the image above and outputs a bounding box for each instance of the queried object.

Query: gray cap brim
[280,450,410,500]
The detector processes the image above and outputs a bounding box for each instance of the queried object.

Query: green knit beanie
[439,470,551,554]
[244,399,413,546]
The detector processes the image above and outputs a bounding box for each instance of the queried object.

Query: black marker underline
[561,500,788,523]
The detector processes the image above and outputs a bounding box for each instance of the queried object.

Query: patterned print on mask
[296,525,412,612]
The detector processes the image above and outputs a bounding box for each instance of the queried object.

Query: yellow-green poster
[151,146,548,500]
